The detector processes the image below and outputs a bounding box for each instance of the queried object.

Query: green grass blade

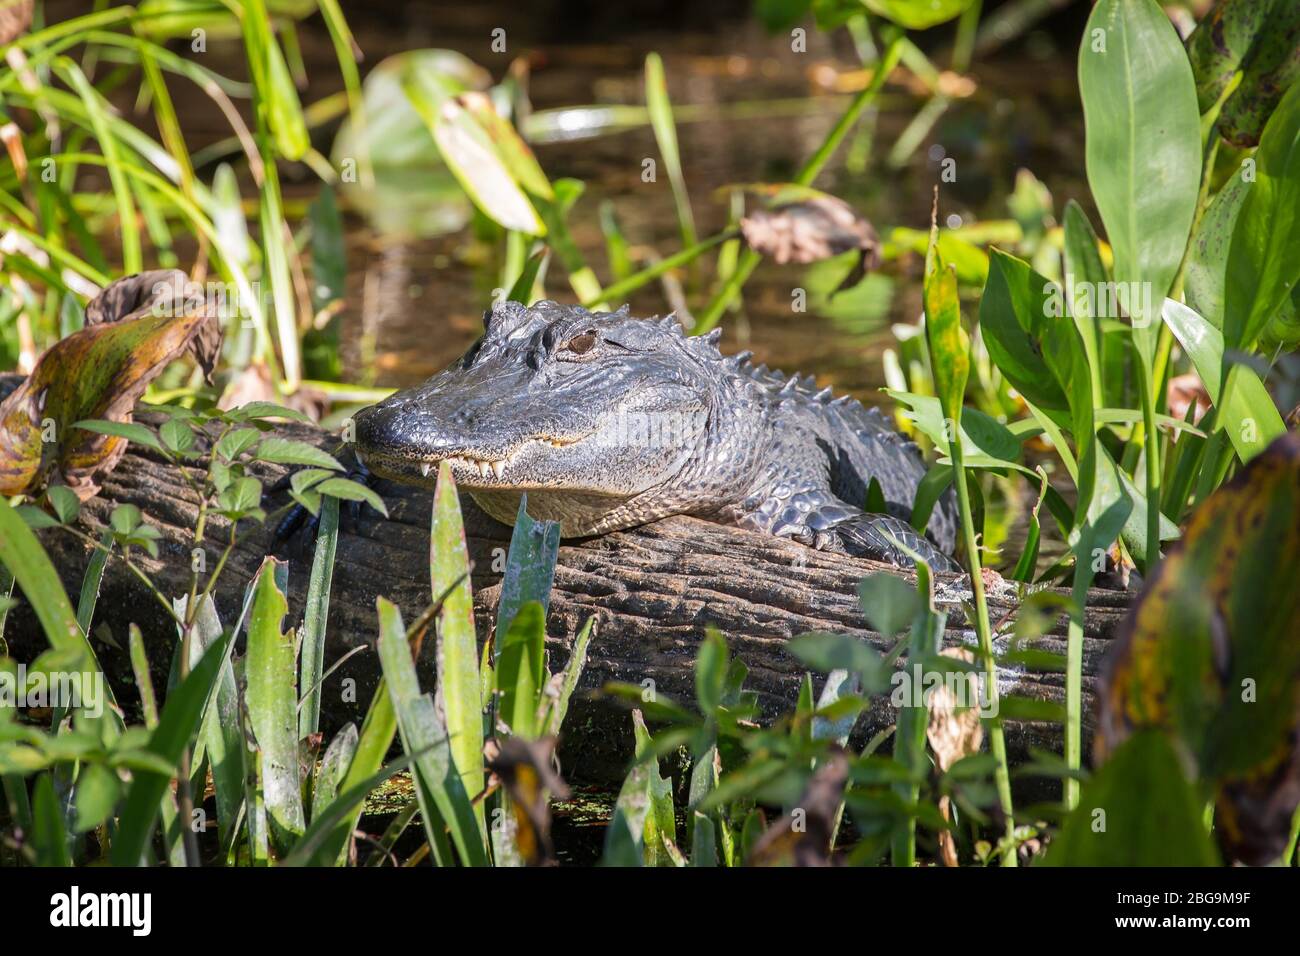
[544,616,595,737]
[74,531,113,638]
[494,495,560,653]
[110,628,234,866]
[429,463,485,835]
[644,53,699,276]
[244,557,306,853]
[32,773,73,867]
[299,495,339,739]
[56,58,142,273]
[377,597,488,866]
[496,601,546,739]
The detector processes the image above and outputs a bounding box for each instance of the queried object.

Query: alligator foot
[815,512,962,574]
[271,449,381,554]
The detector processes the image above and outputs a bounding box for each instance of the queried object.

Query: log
[10,417,1134,787]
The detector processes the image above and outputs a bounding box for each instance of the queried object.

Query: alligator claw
[824,512,963,574]
[271,448,379,555]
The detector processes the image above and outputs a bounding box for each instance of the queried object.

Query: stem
[951,0,982,74]
[1064,568,1089,810]
[948,446,1016,866]
[61,527,182,627]
[1137,359,1162,574]
[582,230,735,309]
[693,34,904,333]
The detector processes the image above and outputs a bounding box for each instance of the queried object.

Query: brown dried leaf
[746,748,848,867]
[926,647,983,773]
[740,190,881,294]
[0,269,222,499]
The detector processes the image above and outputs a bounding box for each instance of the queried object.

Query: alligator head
[353,300,762,535]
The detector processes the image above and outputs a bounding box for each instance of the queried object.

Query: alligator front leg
[816,511,961,573]
[733,487,961,572]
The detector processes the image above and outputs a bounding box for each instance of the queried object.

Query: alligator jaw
[413,433,590,484]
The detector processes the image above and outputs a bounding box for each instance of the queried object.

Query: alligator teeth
[421,462,432,477]
[490,460,505,479]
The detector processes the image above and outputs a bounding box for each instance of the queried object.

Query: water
[269,4,1091,400]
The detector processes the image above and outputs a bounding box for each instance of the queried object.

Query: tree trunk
[13,419,1133,787]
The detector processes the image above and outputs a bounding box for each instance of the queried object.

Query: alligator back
[732,353,959,554]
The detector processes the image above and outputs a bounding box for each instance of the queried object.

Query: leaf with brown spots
[0,270,221,499]
[1096,430,1300,864]
[1186,0,1300,148]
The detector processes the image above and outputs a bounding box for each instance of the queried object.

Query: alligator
[351,299,960,572]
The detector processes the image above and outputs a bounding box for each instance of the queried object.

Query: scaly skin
[353,300,959,571]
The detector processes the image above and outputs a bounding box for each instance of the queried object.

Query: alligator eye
[563,331,598,355]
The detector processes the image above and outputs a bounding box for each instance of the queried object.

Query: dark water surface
[205,2,1090,400]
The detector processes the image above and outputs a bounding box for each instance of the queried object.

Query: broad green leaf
[46,486,81,525]
[226,401,313,423]
[255,437,344,470]
[980,250,1097,509]
[406,79,545,235]
[887,391,1030,475]
[864,0,975,30]
[73,762,120,833]
[1078,0,1201,359]
[331,50,485,237]
[1161,300,1285,462]
[71,420,163,452]
[1184,171,1249,330]
[314,477,389,518]
[159,418,195,454]
[429,462,485,834]
[858,572,922,637]
[695,629,728,715]
[245,557,305,852]
[215,427,262,461]
[788,631,888,694]
[1046,731,1218,866]
[978,249,1070,416]
[1061,200,1109,402]
[1222,80,1300,354]
[311,723,358,823]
